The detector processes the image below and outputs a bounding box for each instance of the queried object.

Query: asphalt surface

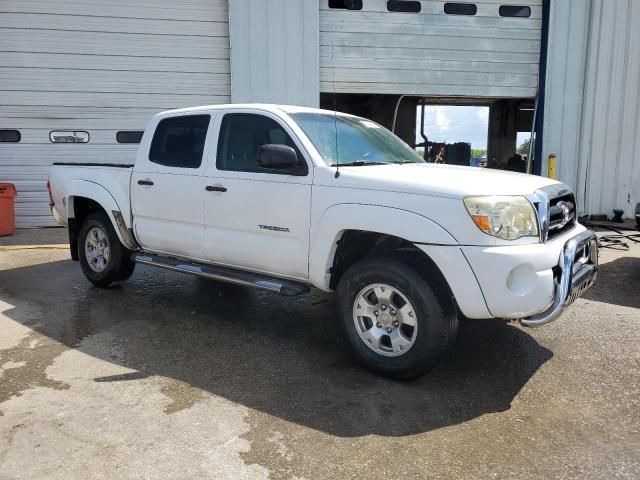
[0,228,638,479]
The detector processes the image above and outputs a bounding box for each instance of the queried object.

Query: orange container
[0,183,17,236]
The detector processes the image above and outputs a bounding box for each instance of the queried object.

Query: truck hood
[332,163,563,197]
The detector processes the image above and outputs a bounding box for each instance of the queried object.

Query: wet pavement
[0,228,639,479]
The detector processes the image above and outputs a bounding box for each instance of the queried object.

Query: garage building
[1,0,638,227]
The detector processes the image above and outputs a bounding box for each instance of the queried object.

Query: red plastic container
[0,183,17,236]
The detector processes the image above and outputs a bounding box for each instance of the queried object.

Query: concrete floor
[0,228,638,479]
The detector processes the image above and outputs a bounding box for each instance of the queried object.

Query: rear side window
[216,113,306,175]
[149,115,210,168]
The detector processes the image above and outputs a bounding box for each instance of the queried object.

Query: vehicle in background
[470,156,487,168]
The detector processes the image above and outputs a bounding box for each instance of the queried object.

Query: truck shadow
[582,254,640,309]
[0,259,552,437]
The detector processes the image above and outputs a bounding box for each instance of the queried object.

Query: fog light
[506,263,537,296]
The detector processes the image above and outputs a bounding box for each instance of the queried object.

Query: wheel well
[68,196,107,261]
[329,230,455,306]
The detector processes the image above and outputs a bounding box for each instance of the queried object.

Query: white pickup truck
[49,104,598,378]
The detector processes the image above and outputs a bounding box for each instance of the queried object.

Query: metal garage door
[0,0,230,227]
[320,0,542,98]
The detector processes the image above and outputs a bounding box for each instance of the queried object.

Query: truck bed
[49,162,134,228]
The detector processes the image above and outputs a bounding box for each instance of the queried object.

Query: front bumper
[520,229,598,327]
[461,225,598,324]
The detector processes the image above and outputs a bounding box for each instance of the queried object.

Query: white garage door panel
[4,130,143,145]
[323,69,537,88]
[0,29,229,58]
[0,13,228,37]
[0,0,230,228]
[320,45,539,64]
[323,17,541,40]
[2,68,230,96]
[2,52,230,74]
[321,31,539,52]
[0,107,162,130]
[321,56,539,75]
[1,144,138,163]
[321,9,541,28]
[340,0,541,16]
[2,92,229,110]
[320,0,542,97]
[2,0,228,22]
[330,83,535,97]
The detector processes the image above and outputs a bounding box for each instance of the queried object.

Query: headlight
[463,196,539,240]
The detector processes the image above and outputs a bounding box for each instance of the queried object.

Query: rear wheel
[78,211,135,287]
[336,256,457,379]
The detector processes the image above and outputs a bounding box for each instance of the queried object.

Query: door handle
[137,179,154,186]
[205,185,227,192]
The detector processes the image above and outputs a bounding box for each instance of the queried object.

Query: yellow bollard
[548,154,557,179]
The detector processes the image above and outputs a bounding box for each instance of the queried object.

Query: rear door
[202,110,312,279]
[131,113,213,259]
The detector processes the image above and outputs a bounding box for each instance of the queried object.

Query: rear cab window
[149,115,211,169]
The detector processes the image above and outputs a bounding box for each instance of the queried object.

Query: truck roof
[155,103,351,118]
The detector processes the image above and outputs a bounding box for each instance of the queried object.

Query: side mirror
[257,144,301,172]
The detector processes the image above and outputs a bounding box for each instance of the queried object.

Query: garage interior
[320,93,537,172]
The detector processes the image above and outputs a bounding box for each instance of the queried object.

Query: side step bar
[133,253,310,297]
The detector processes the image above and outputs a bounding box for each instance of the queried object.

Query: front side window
[290,113,424,166]
[216,113,306,175]
[149,115,210,168]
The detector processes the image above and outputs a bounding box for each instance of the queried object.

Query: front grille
[547,192,576,239]
[533,185,577,242]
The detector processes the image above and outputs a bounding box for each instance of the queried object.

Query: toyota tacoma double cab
[48,104,598,378]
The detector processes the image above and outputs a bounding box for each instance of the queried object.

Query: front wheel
[78,211,135,287]
[336,257,458,379]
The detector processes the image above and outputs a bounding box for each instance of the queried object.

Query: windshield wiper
[331,161,387,167]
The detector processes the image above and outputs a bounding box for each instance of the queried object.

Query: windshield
[290,113,424,166]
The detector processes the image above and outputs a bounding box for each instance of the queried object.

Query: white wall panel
[543,0,640,218]
[229,0,319,106]
[0,0,231,228]
[320,0,543,97]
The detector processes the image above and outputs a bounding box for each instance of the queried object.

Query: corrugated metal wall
[543,0,640,218]
[229,0,319,107]
[319,0,543,97]
[0,0,231,227]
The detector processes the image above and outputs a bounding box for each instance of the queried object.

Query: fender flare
[308,203,458,290]
[65,179,131,247]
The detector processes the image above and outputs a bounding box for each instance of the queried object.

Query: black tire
[115,254,136,281]
[336,256,458,379]
[78,211,135,287]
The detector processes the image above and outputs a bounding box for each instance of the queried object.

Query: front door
[132,113,212,260]
[203,112,312,280]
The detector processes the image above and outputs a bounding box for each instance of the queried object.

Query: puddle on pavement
[160,379,207,414]
[0,331,70,414]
